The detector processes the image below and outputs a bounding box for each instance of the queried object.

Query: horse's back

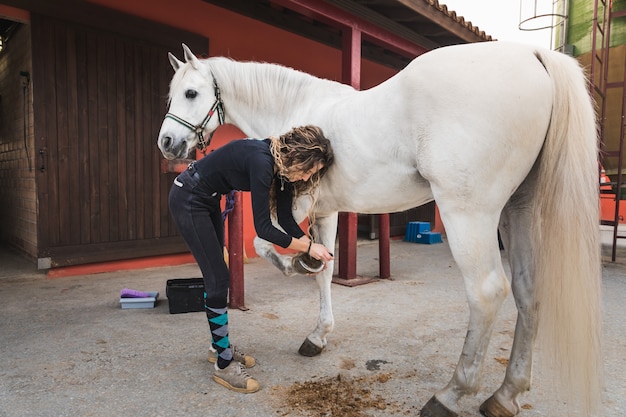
[321,42,556,214]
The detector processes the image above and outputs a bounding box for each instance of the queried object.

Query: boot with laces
[213,361,260,393]
[208,345,256,368]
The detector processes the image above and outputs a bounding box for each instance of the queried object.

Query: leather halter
[164,74,225,151]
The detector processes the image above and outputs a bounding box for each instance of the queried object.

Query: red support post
[337,211,358,279]
[342,26,361,89]
[334,27,361,281]
[334,26,389,284]
[378,214,390,278]
[228,192,245,309]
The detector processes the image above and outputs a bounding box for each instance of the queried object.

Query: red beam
[272,0,428,58]
[46,253,195,278]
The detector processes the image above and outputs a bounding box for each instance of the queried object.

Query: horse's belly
[318,175,434,214]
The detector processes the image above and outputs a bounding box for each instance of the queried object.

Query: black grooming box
[166,278,205,314]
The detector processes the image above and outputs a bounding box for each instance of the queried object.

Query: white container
[120,291,159,309]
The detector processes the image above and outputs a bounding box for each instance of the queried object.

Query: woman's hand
[289,236,334,268]
[308,242,334,263]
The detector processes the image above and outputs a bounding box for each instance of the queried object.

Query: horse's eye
[185,89,198,99]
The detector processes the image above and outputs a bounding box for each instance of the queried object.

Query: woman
[168,125,335,393]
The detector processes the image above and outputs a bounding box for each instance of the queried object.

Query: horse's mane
[204,57,352,114]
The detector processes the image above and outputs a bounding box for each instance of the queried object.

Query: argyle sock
[205,300,232,369]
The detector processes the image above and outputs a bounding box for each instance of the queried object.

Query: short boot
[212,361,260,393]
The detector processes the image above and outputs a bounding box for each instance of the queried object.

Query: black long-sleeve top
[194,138,305,248]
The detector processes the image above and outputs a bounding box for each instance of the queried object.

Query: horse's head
[157,44,224,160]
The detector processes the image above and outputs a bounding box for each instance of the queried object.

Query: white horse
[157,42,602,417]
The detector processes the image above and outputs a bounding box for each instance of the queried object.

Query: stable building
[0,0,490,271]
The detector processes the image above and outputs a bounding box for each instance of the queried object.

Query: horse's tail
[531,48,603,416]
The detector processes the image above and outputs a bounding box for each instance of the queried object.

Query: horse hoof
[479,395,516,417]
[420,396,458,417]
[291,253,324,274]
[298,338,323,357]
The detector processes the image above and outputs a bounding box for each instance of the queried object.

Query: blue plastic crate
[413,231,442,244]
[404,221,431,242]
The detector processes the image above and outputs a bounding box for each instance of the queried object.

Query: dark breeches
[168,169,229,307]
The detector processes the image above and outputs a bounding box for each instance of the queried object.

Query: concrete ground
[0,237,624,417]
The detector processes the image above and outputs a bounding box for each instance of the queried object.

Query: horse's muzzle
[158,134,188,160]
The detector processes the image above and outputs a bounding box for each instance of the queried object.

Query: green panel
[569,0,626,56]
[568,0,595,55]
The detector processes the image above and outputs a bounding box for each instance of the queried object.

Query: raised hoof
[479,396,516,417]
[298,338,324,357]
[420,396,458,417]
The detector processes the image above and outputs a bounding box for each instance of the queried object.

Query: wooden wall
[0,21,35,258]
[28,2,207,267]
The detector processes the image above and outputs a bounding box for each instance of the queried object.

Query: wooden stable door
[31,7,206,267]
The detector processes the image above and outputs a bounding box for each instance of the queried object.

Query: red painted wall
[87,0,397,89]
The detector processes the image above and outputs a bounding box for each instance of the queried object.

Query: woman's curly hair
[269,125,334,234]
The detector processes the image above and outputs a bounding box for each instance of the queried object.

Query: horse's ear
[168,52,183,71]
[182,43,200,70]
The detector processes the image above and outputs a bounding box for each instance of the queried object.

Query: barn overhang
[203,0,492,69]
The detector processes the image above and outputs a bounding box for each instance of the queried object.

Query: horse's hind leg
[420,208,510,417]
[480,200,537,417]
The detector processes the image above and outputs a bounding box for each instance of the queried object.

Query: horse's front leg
[253,236,297,276]
[254,207,338,357]
[253,234,334,355]
[253,194,317,276]
[420,209,510,417]
[298,212,338,357]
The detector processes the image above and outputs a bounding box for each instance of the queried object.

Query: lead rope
[221,190,237,222]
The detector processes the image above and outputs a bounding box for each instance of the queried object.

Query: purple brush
[120,288,151,298]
